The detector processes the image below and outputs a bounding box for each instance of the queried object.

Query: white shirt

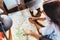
[39,17,60,40]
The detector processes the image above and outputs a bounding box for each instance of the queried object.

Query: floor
[8,9,38,40]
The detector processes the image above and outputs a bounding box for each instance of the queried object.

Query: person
[23,29,52,40]
[29,8,46,27]
[23,1,60,40]
[30,8,41,17]
[41,1,60,40]
[20,0,27,10]
[39,1,60,40]
[24,0,46,28]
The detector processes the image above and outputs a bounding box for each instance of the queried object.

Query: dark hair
[43,1,60,30]
[39,36,52,40]
[24,0,32,3]
[30,8,41,17]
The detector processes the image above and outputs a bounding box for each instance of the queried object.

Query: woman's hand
[29,17,46,20]
[28,18,35,24]
[23,29,32,35]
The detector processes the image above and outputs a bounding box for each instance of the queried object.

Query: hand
[29,17,46,21]
[38,18,46,21]
[23,29,32,35]
[29,18,35,24]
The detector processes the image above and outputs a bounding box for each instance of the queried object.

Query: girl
[42,1,60,40]
[23,1,60,40]
[29,8,46,27]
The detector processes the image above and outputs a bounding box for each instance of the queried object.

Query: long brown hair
[43,1,60,30]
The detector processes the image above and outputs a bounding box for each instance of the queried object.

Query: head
[24,0,32,3]
[30,8,42,17]
[39,36,52,40]
[43,1,60,30]
[36,8,42,17]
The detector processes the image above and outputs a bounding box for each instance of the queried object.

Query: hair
[30,8,44,27]
[36,8,42,17]
[39,36,52,40]
[24,0,32,3]
[30,8,41,17]
[43,1,60,30]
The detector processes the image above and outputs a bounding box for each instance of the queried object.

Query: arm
[23,30,41,40]
[29,17,43,30]
[31,17,46,21]
[34,22,41,31]
[29,17,46,21]
[31,31,41,40]
[29,18,42,34]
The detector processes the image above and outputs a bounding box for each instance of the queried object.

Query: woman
[29,8,46,27]
[23,1,60,40]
